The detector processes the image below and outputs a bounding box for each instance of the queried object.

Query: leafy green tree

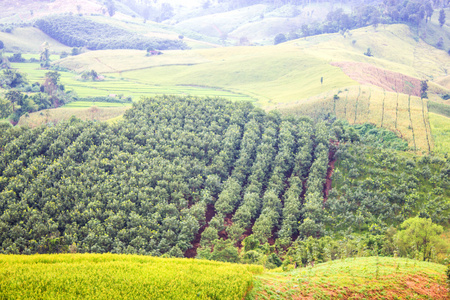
[210,239,240,263]
[396,217,444,261]
[1,69,27,88]
[420,80,428,99]
[364,48,373,57]
[439,9,446,27]
[5,90,23,112]
[0,98,12,118]
[106,0,116,17]
[242,235,259,252]
[274,33,287,45]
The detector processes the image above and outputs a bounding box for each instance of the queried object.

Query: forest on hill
[0,96,448,265]
[35,15,187,51]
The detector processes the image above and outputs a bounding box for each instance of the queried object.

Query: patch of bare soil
[184,203,215,258]
[332,61,421,97]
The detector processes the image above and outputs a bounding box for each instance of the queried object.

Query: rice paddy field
[11,62,254,101]
[0,254,263,300]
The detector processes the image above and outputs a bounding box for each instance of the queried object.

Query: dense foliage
[0,70,75,123]
[35,15,187,51]
[0,254,262,299]
[327,143,450,233]
[0,96,448,262]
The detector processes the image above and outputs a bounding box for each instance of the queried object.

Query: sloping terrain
[250,257,449,299]
[0,27,71,53]
[1,96,448,258]
[0,0,103,21]
[0,254,262,299]
[53,23,450,151]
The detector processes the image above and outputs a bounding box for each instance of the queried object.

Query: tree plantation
[0,96,448,264]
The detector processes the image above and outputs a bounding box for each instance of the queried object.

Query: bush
[8,53,25,63]
[364,48,373,57]
[60,51,69,59]
[274,33,287,45]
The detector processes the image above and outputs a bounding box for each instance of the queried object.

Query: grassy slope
[0,27,71,53]
[10,23,450,152]
[17,106,129,128]
[249,257,449,299]
[429,112,450,154]
[56,49,209,73]
[0,254,262,299]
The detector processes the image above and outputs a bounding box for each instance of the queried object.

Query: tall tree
[106,0,116,17]
[0,97,12,118]
[396,217,443,261]
[439,9,446,27]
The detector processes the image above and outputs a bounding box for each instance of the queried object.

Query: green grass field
[429,113,450,154]
[249,257,448,299]
[11,63,255,102]
[0,27,70,53]
[0,254,263,299]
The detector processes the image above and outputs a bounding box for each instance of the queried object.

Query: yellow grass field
[17,106,129,128]
[280,85,432,151]
[0,254,263,299]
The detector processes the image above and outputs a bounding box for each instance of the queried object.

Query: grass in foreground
[429,112,450,154]
[249,257,448,299]
[0,254,262,300]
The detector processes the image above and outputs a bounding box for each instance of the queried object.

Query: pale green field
[11,63,254,102]
[17,106,129,127]
[429,113,450,154]
[64,101,132,108]
[120,46,357,107]
[0,27,70,53]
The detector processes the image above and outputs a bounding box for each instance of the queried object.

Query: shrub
[274,33,287,45]
[364,48,373,57]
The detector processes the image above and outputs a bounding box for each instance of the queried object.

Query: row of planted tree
[0,96,448,266]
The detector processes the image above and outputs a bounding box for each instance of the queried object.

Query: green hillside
[51,23,450,151]
[0,27,70,53]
